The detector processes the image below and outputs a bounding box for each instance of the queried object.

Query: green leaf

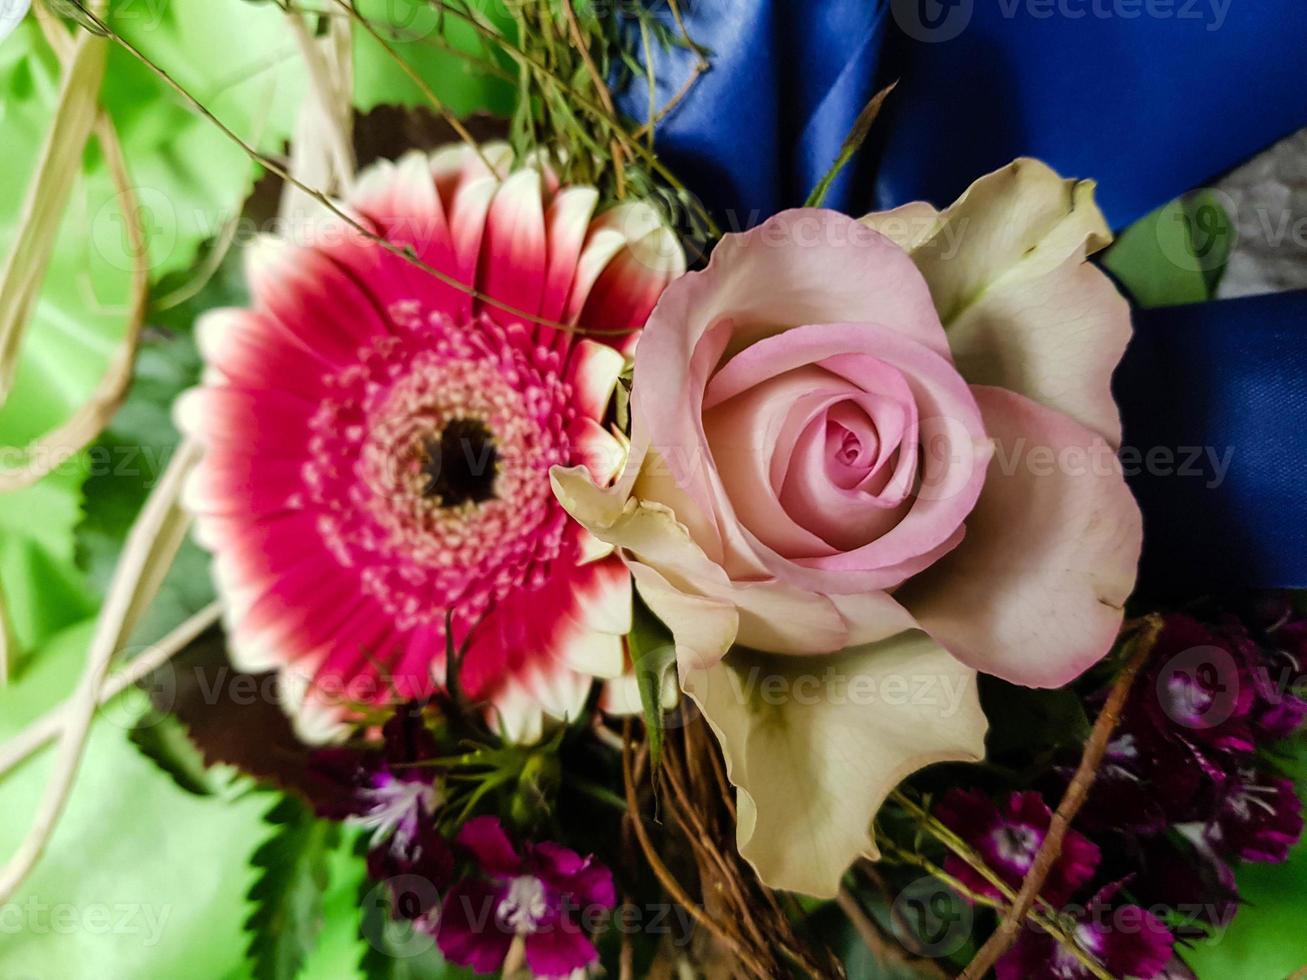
[804,82,896,209]
[245,795,342,980]
[978,676,1091,760]
[1102,192,1233,309]
[627,592,675,767]
[352,0,514,118]
[127,706,223,797]
[0,620,270,980]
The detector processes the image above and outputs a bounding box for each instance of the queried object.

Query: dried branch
[0,441,199,903]
[283,6,356,190]
[620,720,774,979]
[0,28,107,408]
[959,615,1164,979]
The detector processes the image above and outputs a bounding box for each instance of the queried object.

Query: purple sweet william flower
[934,790,1100,906]
[307,705,442,859]
[996,885,1174,980]
[1206,766,1304,863]
[438,816,616,978]
[1140,616,1256,764]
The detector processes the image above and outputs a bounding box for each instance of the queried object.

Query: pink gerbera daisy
[177,144,684,741]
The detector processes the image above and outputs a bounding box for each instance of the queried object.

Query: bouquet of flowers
[1,1,1304,978]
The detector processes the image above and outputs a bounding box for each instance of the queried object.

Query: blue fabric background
[618,0,1307,591]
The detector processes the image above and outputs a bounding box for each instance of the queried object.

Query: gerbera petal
[243,234,391,362]
[541,186,600,326]
[576,203,687,352]
[174,386,312,454]
[566,338,625,421]
[346,151,464,314]
[478,168,549,326]
[569,555,633,637]
[195,308,330,397]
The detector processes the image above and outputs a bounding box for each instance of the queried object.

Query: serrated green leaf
[127,706,222,797]
[628,592,675,767]
[245,795,342,980]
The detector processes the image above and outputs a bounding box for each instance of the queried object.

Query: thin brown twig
[559,0,628,192]
[61,1,640,339]
[620,720,772,980]
[960,615,1164,980]
[887,798,1112,978]
[331,0,491,167]
[631,60,706,139]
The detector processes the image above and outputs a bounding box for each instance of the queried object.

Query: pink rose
[554,159,1143,896]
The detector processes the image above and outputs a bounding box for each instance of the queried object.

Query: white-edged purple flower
[995,894,1175,980]
[935,789,1101,907]
[437,816,615,978]
[1207,766,1304,863]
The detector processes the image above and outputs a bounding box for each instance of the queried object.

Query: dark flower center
[422,417,499,506]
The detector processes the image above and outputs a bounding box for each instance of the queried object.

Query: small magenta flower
[934,790,1100,907]
[1139,616,1257,763]
[307,706,443,862]
[996,891,1174,980]
[1207,766,1304,863]
[438,816,616,977]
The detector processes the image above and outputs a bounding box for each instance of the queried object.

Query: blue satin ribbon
[617,0,1307,591]
[1114,289,1307,592]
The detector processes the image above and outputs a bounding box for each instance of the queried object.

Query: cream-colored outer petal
[863,158,1130,445]
[681,632,987,898]
[551,463,914,671]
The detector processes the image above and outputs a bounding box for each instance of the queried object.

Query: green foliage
[1103,191,1234,308]
[245,795,343,980]
[74,241,244,646]
[978,676,1091,760]
[127,705,225,797]
[627,592,676,767]
[0,620,270,980]
[357,874,476,980]
[352,0,515,117]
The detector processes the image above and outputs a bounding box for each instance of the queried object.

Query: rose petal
[682,631,986,897]
[945,248,1131,446]
[900,157,1111,326]
[899,386,1142,687]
